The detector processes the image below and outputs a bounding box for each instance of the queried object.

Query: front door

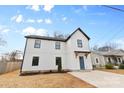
[79,56,85,70]
[56,57,62,72]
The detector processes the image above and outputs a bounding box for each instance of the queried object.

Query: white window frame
[34,39,41,48]
[77,39,83,48]
[55,41,60,49]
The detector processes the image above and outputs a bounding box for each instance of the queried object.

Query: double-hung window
[32,56,39,66]
[34,40,41,48]
[77,39,82,48]
[55,41,60,49]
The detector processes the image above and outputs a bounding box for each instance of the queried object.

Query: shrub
[119,64,124,69]
[114,63,119,66]
[105,64,114,69]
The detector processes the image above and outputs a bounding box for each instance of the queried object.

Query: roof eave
[65,27,90,41]
[25,27,90,42]
[25,36,65,42]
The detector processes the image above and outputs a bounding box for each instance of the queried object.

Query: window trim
[32,56,39,66]
[55,41,61,49]
[56,57,61,65]
[77,39,83,48]
[34,39,41,48]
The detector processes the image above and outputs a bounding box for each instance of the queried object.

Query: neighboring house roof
[92,50,124,56]
[25,27,90,42]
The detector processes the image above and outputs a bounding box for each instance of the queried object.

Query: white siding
[91,52,105,66]
[22,39,67,71]
[22,30,92,72]
[66,30,92,70]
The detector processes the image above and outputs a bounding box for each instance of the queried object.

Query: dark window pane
[32,57,39,66]
[118,58,121,62]
[108,57,111,63]
[56,57,61,65]
[96,58,99,63]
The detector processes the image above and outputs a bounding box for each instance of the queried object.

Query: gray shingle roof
[25,27,90,42]
[93,50,124,56]
[25,35,66,42]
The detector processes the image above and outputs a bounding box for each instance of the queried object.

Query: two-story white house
[20,28,93,74]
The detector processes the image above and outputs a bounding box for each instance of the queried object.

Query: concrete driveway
[69,70,124,88]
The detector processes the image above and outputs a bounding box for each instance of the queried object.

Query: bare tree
[0,50,22,62]
[92,42,119,51]
[53,31,69,39]
[0,52,9,62]
[9,51,17,61]
[98,42,118,51]
[106,42,118,49]
[92,45,99,51]
[9,50,22,62]
[64,34,70,38]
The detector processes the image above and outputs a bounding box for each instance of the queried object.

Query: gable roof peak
[65,27,90,41]
[77,27,82,30]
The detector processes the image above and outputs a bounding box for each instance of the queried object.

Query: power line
[105,24,124,43]
[93,20,124,45]
[103,5,124,13]
[93,5,124,46]
[102,5,124,43]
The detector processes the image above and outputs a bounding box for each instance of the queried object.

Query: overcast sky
[0,5,124,53]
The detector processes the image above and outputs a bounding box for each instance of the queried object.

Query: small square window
[55,41,60,49]
[34,40,41,48]
[32,56,39,66]
[77,39,82,48]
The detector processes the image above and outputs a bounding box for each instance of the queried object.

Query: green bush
[105,64,114,69]
[119,64,124,69]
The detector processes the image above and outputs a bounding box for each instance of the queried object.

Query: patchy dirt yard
[0,70,95,88]
[100,69,124,75]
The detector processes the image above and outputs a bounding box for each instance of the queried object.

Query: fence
[0,61,22,74]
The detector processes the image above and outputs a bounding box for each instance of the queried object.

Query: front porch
[74,51,92,70]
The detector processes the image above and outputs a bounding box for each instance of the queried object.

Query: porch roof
[74,51,91,57]
[74,51,91,54]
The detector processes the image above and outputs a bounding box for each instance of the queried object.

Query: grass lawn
[0,70,95,88]
[100,69,124,75]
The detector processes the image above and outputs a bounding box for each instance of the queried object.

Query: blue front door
[79,56,85,70]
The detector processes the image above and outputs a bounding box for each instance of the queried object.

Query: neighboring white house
[91,50,124,67]
[20,28,93,74]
